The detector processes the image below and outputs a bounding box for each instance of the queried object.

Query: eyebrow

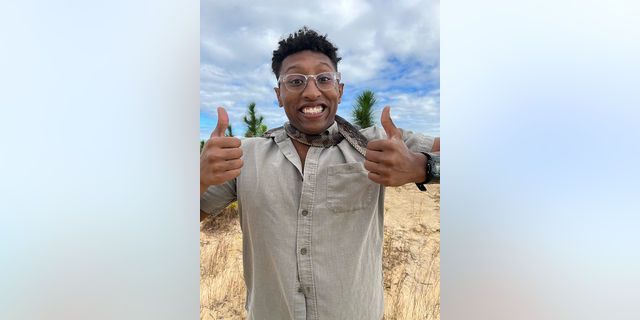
[284,62,333,74]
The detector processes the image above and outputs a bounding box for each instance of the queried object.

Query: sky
[200,0,440,140]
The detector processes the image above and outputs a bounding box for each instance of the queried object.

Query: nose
[301,77,322,100]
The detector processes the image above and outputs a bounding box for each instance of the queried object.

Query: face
[274,50,344,135]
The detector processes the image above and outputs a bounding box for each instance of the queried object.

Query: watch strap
[415,152,439,192]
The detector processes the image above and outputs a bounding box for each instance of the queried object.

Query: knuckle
[385,141,397,152]
[211,172,224,184]
[378,154,391,165]
[211,161,224,172]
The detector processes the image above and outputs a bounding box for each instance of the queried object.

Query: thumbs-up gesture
[364,106,428,187]
[200,107,244,196]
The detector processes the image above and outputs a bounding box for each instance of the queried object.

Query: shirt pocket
[326,162,375,213]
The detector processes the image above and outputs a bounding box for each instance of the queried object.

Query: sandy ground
[384,182,440,233]
[384,182,440,260]
[200,182,440,319]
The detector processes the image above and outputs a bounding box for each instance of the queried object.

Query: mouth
[299,104,327,115]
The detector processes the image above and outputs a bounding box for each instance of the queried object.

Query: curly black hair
[271,26,342,81]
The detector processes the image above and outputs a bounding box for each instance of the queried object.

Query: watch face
[432,162,440,177]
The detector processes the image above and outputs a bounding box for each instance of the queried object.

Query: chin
[297,123,324,135]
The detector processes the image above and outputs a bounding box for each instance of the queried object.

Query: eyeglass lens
[283,73,337,92]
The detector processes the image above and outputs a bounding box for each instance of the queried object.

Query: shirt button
[301,248,307,255]
[302,210,308,216]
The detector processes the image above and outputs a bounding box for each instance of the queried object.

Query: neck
[291,139,310,173]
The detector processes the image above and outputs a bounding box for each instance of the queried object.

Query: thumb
[211,107,229,138]
[380,106,401,140]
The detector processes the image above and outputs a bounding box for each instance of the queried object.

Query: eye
[285,75,306,86]
[317,73,334,83]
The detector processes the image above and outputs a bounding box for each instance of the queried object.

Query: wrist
[412,152,429,183]
[200,183,209,197]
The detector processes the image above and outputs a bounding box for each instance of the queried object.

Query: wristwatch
[416,152,440,192]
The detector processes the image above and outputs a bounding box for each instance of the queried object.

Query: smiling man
[200,27,440,320]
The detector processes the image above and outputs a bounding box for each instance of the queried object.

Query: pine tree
[242,102,266,137]
[350,89,378,128]
[225,124,235,137]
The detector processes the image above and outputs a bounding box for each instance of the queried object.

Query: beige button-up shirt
[200,122,435,320]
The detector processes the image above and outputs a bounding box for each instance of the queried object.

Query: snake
[262,115,369,157]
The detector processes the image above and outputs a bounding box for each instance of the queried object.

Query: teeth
[301,106,324,114]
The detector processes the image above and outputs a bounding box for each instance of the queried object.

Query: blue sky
[200,0,440,140]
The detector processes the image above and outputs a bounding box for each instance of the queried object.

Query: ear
[337,83,344,104]
[274,87,283,107]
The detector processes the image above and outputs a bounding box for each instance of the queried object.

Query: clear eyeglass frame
[278,72,341,92]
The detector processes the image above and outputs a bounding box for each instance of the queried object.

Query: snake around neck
[262,115,369,157]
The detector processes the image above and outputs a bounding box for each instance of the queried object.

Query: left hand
[365,106,427,186]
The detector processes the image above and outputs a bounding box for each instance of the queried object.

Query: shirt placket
[296,146,322,320]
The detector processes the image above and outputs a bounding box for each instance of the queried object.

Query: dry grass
[201,197,440,320]
[382,225,440,320]
[200,206,246,320]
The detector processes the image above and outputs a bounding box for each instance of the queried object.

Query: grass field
[200,183,440,320]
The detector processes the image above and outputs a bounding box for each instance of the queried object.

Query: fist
[364,106,427,187]
[200,107,243,194]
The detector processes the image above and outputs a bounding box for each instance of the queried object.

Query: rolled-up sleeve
[200,178,237,217]
[361,125,435,153]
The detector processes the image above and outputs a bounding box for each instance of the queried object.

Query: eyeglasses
[278,72,341,92]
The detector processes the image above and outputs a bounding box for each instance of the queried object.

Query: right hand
[200,107,243,196]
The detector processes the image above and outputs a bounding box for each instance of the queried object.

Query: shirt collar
[325,120,339,135]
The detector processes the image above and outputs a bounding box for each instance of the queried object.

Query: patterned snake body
[262,115,369,157]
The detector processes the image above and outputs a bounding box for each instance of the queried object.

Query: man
[200,27,440,320]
